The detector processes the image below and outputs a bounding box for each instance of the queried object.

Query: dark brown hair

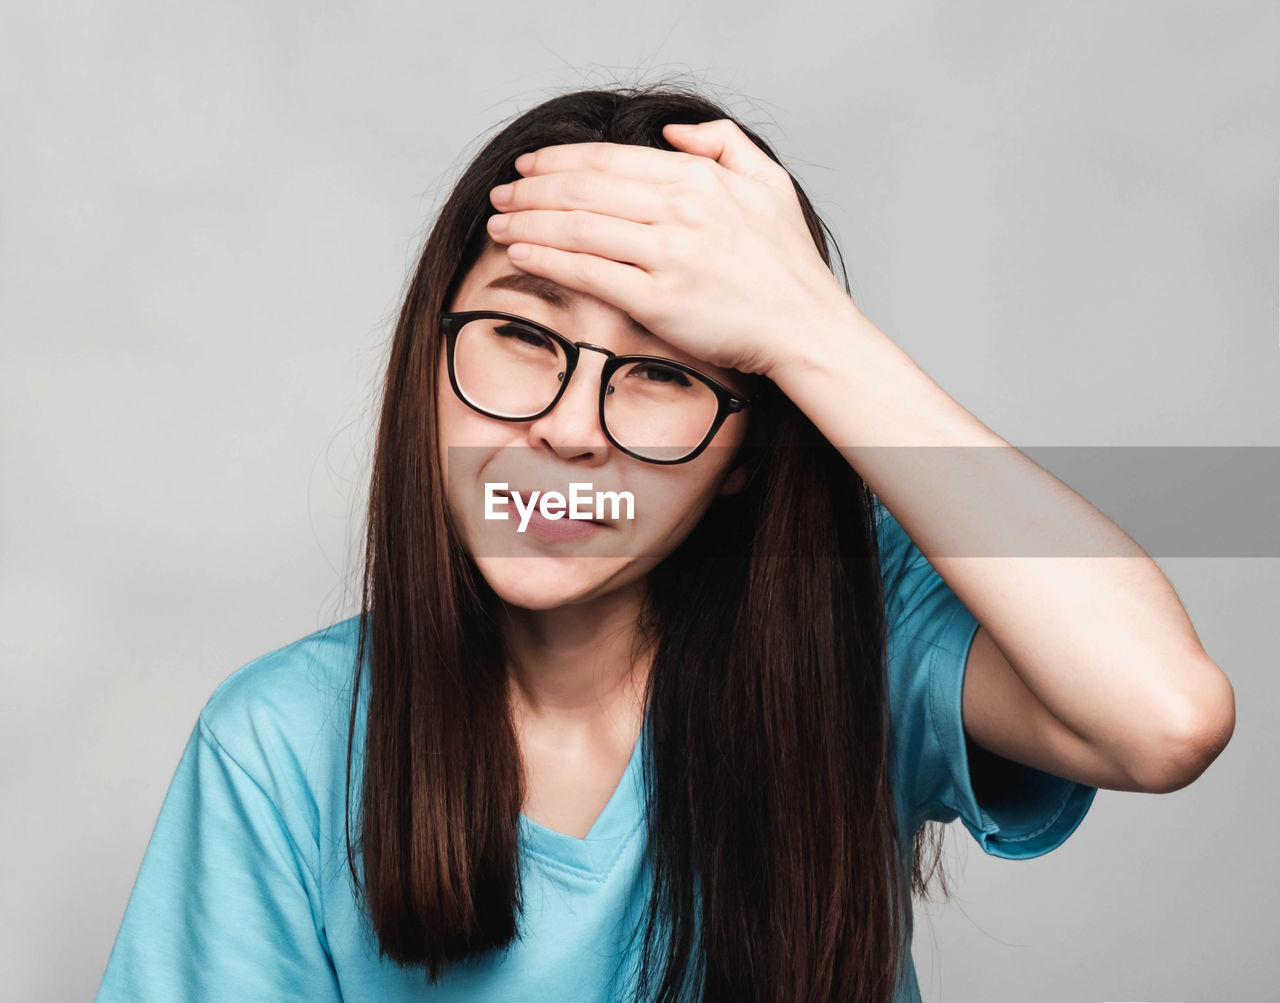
[345,81,952,1002]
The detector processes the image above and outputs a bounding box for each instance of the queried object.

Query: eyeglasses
[440,310,759,464]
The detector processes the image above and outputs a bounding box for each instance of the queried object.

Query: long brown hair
[345,81,953,1002]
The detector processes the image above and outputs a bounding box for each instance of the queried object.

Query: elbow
[1130,661,1236,795]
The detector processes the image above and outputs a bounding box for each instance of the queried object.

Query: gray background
[3,2,1276,1000]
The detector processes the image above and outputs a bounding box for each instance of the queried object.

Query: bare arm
[770,297,1236,794]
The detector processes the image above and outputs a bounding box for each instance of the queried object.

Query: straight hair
[344,81,954,1002]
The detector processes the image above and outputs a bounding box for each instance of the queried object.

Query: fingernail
[514,152,535,173]
[487,213,508,232]
[491,183,513,203]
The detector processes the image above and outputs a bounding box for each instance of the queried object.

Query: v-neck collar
[518,706,650,879]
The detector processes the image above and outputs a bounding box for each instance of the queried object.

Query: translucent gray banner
[997,445,1279,558]
[442,446,1279,558]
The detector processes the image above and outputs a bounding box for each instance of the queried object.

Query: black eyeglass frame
[440,310,758,465]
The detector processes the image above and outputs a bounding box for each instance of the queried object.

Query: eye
[627,361,693,387]
[494,322,557,352]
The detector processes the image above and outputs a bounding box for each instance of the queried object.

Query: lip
[501,488,612,542]
[523,508,603,543]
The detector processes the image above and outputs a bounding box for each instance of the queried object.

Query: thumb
[662,119,782,182]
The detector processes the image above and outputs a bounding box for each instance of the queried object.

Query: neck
[501,577,653,726]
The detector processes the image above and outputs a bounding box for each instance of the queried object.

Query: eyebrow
[482,272,657,340]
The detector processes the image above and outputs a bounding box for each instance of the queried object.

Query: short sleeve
[876,499,1098,860]
[96,714,343,1001]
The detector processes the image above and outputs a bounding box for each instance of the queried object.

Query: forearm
[767,299,1233,764]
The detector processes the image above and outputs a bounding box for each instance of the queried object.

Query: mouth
[503,488,612,527]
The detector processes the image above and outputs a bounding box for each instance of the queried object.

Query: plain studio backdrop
[3,2,1276,1001]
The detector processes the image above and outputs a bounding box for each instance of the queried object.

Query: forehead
[451,244,754,393]
[457,245,653,336]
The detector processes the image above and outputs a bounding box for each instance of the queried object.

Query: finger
[514,140,703,184]
[486,209,660,270]
[492,170,667,224]
[662,119,788,185]
[503,243,650,316]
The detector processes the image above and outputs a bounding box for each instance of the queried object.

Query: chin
[473,554,631,611]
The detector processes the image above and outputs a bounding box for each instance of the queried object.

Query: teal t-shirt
[96,502,1097,1001]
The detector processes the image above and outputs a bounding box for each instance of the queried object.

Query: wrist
[762,291,887,385]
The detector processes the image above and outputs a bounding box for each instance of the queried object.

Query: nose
[524,343,612,463]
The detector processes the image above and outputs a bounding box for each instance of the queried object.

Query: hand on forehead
[480,123,851,383]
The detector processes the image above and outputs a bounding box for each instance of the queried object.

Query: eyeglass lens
[451,317,722,462]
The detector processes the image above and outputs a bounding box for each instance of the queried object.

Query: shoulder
[871,494,909,583]
[872,496,940,632]
[869,497,981,823]
[870,498,1099,854]
[196,614,365,794]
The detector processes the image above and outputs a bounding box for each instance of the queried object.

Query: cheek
[435,368,495,523]
[629,462,735,542]
[435,361,513,464]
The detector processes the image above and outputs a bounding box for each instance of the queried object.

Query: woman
[96,84,1235,1002]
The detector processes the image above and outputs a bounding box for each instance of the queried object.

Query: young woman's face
[437,243,752,612]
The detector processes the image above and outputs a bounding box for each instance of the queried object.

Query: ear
[719,463,749,496]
